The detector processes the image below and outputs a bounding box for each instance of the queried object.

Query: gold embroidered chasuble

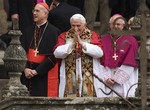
[64,28,96,97]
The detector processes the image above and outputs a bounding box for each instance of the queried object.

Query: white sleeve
[54,44,72,59]
[82,42,103,58]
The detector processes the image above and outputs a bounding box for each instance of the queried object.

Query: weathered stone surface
[1,24,28,100]
[0,50,8,79]
[0,97,142,110]
[0,0,9,35]
[0,50,4,65]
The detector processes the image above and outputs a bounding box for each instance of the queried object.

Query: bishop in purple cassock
[100,15,139,97]
[101,35,138,68]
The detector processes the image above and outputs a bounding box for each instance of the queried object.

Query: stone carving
[1,19,29,100]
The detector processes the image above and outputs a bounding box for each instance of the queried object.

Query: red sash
[27,49,58,97]
[27,49,46,63]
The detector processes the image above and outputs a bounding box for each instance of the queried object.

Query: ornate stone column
[1,19,29,100]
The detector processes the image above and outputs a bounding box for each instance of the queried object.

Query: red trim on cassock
[47,63,58,97]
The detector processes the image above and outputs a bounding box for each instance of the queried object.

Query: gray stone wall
[0,97,142,110]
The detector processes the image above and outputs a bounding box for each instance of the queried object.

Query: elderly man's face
[71,19,85,34]
[113,19,125,30]
[33,4,47,23]
[109,15,122,30]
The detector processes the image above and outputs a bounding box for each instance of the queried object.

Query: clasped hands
[24,68,38,79]
[70,30,87,51]
[74,30,83,45]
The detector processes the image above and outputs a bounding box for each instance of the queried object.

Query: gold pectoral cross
[112,53,118,60]
[34,48,39,56]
